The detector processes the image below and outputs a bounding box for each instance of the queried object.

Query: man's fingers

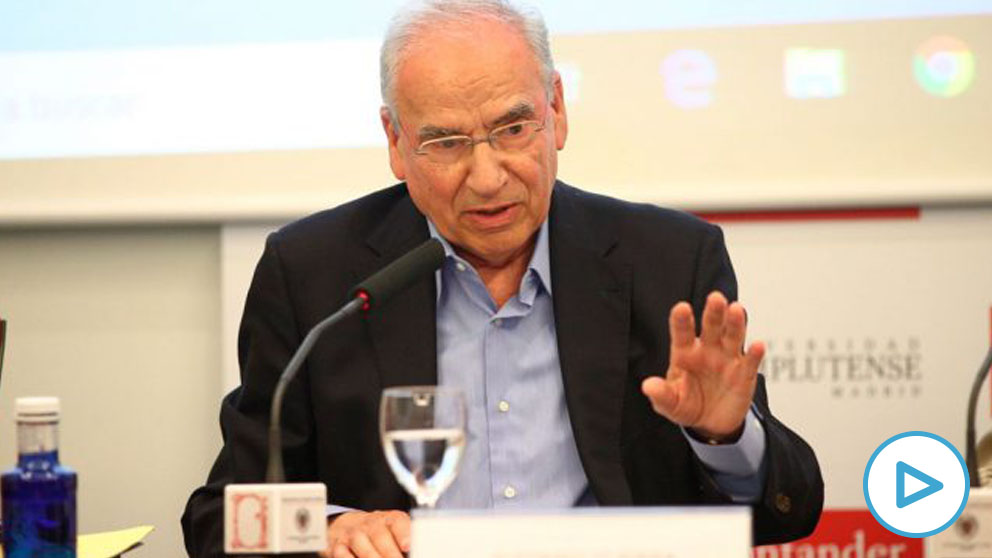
[348,531,384,558]
[326,511,407,558]
[700,291,727,347]
[385,512,412,552]
[721,302,747,355]
[369,527,404,558]
[364,511,410,558]
[743,340,766,373]
[669,301,695,350]
[642,376,679,419]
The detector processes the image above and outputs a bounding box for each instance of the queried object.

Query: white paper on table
[411,506,751,558]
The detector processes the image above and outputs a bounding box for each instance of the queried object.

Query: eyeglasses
[414,119,547,164]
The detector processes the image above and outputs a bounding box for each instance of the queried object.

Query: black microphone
[266,238,445,482]
[351,238,446,311]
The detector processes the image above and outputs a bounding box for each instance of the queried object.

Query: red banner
[753,509,923,558]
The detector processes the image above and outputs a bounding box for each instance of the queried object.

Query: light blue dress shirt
[432,220,588,508]
[428,220,767,508]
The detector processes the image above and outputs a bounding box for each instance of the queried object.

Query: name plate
[927,487,992,558]
[411,506,751,558]
[223,482,326,554]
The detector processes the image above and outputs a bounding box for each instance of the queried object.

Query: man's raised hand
[641,291,765,442]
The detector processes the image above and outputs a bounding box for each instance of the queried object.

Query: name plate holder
[411,506,751,558]
[927,487,992,558]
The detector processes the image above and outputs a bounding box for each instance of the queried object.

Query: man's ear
[380,106,407,180]
[550,71,568,151]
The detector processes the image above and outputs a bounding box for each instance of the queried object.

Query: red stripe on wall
[696,207,921,224]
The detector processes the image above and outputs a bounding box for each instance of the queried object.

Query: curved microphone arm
[266,296,365,483]
[965,345,992,487]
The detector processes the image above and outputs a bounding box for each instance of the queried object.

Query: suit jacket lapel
[549,182,633,505]
[357,190,438,390]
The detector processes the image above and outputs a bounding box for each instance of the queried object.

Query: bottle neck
[17,420,60,466]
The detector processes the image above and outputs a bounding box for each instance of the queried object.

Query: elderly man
[183,2,823,557]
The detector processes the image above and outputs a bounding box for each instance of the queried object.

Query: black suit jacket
[182,182,823,557]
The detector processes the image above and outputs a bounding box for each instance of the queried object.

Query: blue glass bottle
[1,397,77,558]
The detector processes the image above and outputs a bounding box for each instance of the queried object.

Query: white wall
[219,224,281,393]
[0,226,222,558]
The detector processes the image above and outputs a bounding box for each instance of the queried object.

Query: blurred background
[1,2,990,556]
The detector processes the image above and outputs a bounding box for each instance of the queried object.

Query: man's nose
[463,142,507,196]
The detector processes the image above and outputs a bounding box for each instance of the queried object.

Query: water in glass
[380,386,466,508]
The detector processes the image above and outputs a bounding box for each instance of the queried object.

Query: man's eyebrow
[417,125,464,142]
[416,102,537,140]
[490,102,537,127]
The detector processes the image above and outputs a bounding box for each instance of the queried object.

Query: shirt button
[493,318,502,327]
[455,262,466,272]
[498,400,510,413]
[503,485,517,499]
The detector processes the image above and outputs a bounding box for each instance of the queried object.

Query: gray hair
[380,0,555,121]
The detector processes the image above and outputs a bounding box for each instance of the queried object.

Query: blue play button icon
[864,431,969,537]
[896,461,943,508]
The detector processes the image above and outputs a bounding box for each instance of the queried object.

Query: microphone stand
[266,296,366,483]
[965,345,992,486]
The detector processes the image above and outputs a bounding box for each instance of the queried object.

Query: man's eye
[502,123,525,136]
[430,138,462,150]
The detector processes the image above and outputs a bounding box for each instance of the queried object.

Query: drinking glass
[379,386,466,508]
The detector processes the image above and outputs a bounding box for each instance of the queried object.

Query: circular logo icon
[955,513,978,539]
[913,36,976,97]
[864,431,970,538]
[295,508,311,532]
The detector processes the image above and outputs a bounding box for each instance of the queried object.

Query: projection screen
[1,1,989,224]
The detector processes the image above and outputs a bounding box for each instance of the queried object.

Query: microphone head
[351,238,445,311]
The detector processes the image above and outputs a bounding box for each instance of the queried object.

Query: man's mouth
[464,203,519,227]
[473,205,511,215]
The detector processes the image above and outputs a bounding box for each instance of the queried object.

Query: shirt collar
[427,219,552,304]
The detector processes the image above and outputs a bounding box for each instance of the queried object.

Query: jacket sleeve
[690,223,824,545]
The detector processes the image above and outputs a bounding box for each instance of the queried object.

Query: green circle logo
[914,36,976,98]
